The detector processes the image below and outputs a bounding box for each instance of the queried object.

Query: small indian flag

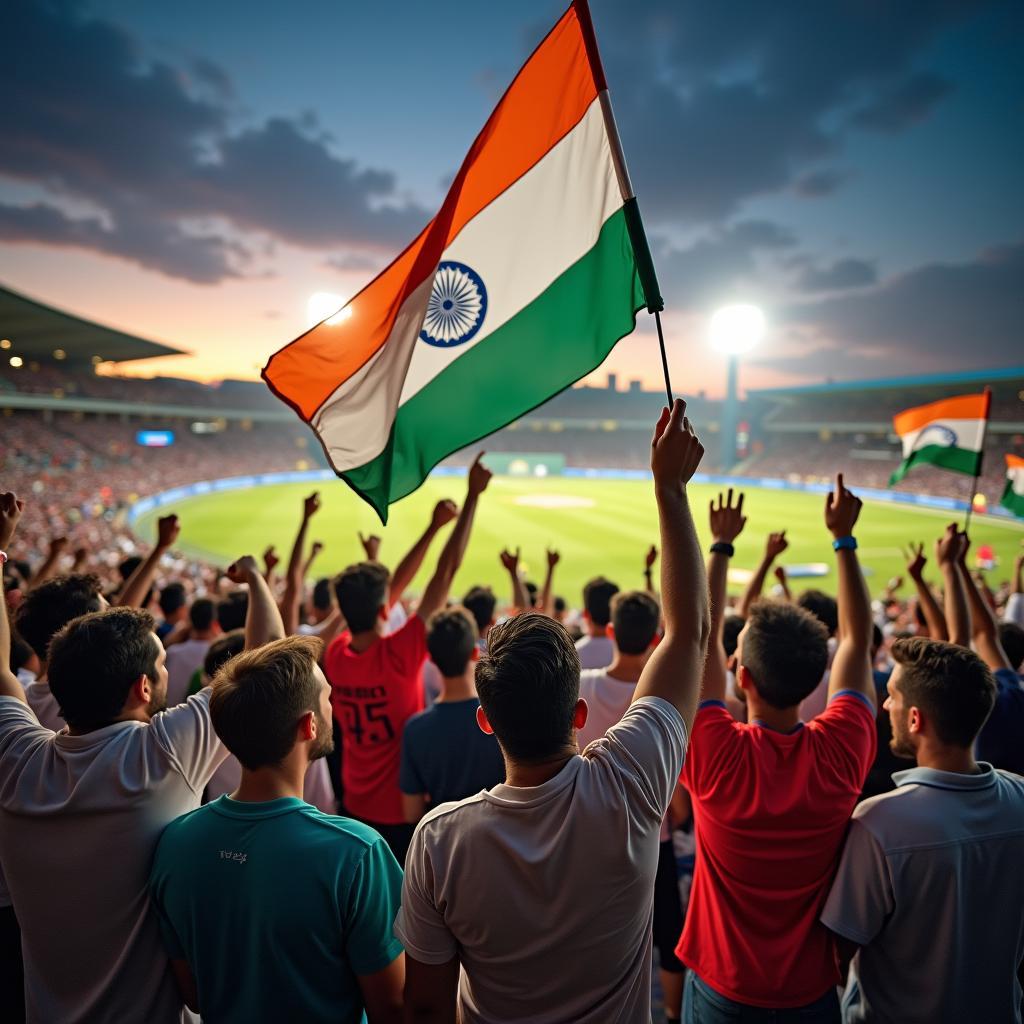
[1002,454,1024,518]
[263,2,651,521]
[889,390,991,486]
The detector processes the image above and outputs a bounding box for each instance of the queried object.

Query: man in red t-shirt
[325,455,492,864]
[678,479,876,1022]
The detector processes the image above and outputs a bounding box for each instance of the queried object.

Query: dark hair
[891,636,996,747]
[48,608,159,729]
[462,586,497,634]
[583,577,619,627]
[334,562,389,632]
[525,581,539,605]
[998,622,1024,672]
[796,590,838,637]
[217,591,248,632]
[554,596,567,616]
[210,635,324,770]
[476,612,580,761]
[610,590,660,655]
[118,555,143,581]
[189,598,216,632]
[204,630,246,678]
[158,582,187,617]
[427,607,478,677]
[871,624,884,657]
[722,615,745,658]
[10,633,35,674]
[15,574,104,661]
[311,578,333,612]
[741,600,829,709]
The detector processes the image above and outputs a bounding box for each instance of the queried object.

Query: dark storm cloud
[850,73,953,133]
[325,252,385,274]
[0,1,427,282]
[795,258,878,293]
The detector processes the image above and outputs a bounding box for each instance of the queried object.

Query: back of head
[217,591,248,632]
[998,622,1024,672]
[158,582,187,618]
[427,607,478,677]
[722,614,745,659]
[118,555,143,582]
[48,607,158,730]
[476,612,580,761]
[334,562,390,632]
[189,597,216,632]
[209,635,324,770]
[462,586,497,635]
[311,578,333,613]
[582,577,619,627]
[15,573,104,661]
[610,590,660,655]
[796,589,838,637]
[891,636,996,747]
[741,599,829,709]
[204,629,246,678]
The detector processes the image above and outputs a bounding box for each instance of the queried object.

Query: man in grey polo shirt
[822,632,1024,1024]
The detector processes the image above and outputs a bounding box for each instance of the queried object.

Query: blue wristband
[832,536,858,551]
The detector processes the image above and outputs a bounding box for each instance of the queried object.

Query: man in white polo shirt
[397,400,709,1023]
[822,631,1024,1023]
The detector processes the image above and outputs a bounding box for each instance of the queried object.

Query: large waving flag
[1003,455,1024,518]
[263,2,656,521]
[889,390,991,486]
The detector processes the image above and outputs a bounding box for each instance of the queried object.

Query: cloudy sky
[3,0,1022,396]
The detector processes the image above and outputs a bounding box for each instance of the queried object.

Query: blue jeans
[684,973,840,1024]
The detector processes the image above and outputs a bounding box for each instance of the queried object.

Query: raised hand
[824,473,862,539]
[500,547,520,574]
[546,548,561,569]
[0,491,24,548]
[358,532,382,562]
[262,545,280,574]
[49,536,69,556]
[468,453,493,496]
[904,541,927,579]
[303,492,321,520]
[936,523,965,567]
[156,514,180,550]
[310,540,324,558]
[765,531,788,560]
[651,399,704,492]
[709,488,747,544]
[226,555,260,583]
[645,545,658,570]
[431,499,458,530]
[774,566,787,584]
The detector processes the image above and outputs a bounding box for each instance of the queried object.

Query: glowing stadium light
[708,303,765,356]
[9,356,23,368]
[0,339,11,350]
[306,292,352,329]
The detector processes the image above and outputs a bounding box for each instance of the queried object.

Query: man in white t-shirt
[397,400,709,1023]
[574,576,619,670]
[165,597,219,706]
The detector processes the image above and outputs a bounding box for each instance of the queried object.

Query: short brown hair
[891,637,996,747]
[476,612,580,761]
[741,599,829,709]
[427,607,478,677]
[611,590,660,655]
[333,562,390,632]
[210,635,324,770]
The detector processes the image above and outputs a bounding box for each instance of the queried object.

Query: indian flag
[889,390,991,486]
[1002,455,1024,518]
[263,2,652,521]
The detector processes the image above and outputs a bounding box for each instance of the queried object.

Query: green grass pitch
[133,476,1024,604]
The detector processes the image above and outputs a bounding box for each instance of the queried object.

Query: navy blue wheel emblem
[420,261,487,348]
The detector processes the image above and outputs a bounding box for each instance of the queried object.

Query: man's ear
[573,698,588,731]
[736,664,755,695]
[129,674,150,708]
[378,605,389,622]
[604,623,614,639]
[908,705,924,736]
[470,646,480,663]
[476,704,494,735]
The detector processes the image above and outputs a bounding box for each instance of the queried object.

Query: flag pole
[573,0,672,405]
[963,386,992,536]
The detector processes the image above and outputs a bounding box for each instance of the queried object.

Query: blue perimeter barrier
[128,467,1022,524]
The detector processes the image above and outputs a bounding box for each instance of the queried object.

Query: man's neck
[232,761,307,803]
[504,744,577,788]
[67,706,150,736]
[437,671,476,703]
[587,624,607,639]
[193,629,218,641]
[746,698,802,733]
[348,625,384,652]
[914,743,981,775]
[605,653,648,683]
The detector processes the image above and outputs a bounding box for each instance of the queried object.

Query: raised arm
[643,545,658,595]
[226,555,285,650]
[539,549,560,616]
[825,475,875,707]
[0,492,27,702]
[499,547,529,612]
[955,534,1013,671]
[935,525,971,649]
[904,541,948,640]
[302,540,324,580]
[738,531,788,619]
[116,515,180,608]
[417,456,492,622]
[632,401,710,729]
[773,565,793,602]
[29,535,68,590]
[1005,553,1024,627]
[701,490,747,705]
[262,545,280,586]
[280,492,320,635]
[389,500,457,608]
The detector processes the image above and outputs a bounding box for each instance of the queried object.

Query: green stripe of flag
[889,444,982,486]
[1002,479,1024,518]
[343,207,644,521]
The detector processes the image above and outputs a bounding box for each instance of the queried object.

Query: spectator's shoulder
[401,705,435,740]
[0,695,48,733]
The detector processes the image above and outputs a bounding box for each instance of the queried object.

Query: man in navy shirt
[400,608,505,823]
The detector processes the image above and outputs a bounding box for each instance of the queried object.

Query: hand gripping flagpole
[963,386,992,537]
[573,0,673,407]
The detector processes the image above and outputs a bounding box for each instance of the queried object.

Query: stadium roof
[748,366,1024,398]
[0,283,184,364]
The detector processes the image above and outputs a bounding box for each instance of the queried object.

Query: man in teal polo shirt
[150,632,404,1024]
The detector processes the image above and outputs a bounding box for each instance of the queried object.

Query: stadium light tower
[709,303,765,470]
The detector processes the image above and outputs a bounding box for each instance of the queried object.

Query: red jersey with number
[677,693,876,1007]
[325,616,427,824]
